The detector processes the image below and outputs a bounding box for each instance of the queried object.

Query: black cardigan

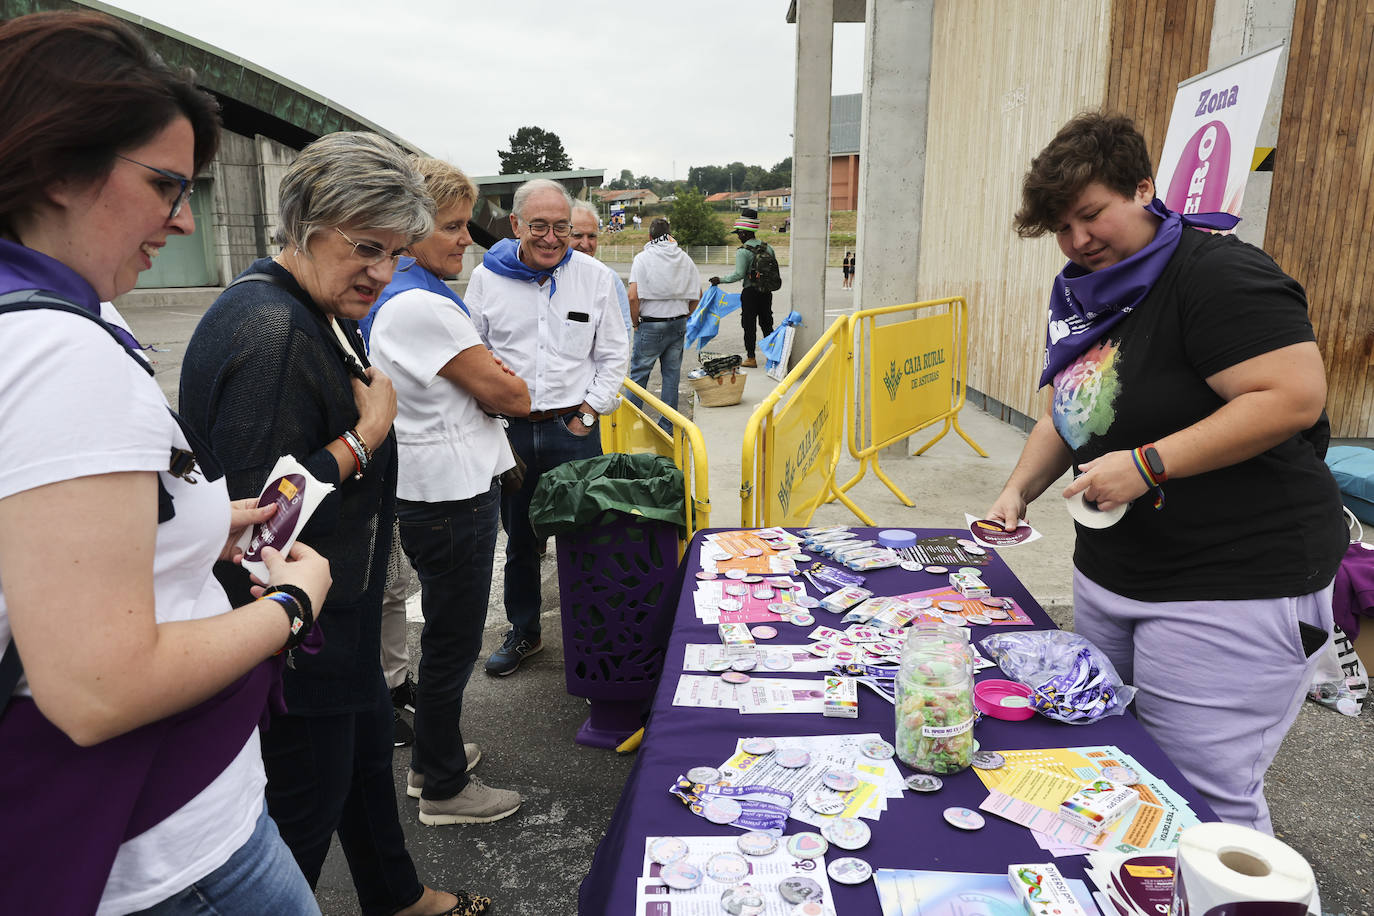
[179,257,396,714]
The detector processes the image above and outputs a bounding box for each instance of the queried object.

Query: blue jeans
[628,316,687,431]
[501,416,603,640]
[260,680,423,916]
[131,803,318,915]
[397,481,500,799]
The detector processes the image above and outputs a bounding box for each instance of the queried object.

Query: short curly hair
[1013,111,1153,238]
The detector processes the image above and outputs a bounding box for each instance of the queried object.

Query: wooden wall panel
[1266,0,1374,437]
[918,0,1216,420]
[918,1,1112,418]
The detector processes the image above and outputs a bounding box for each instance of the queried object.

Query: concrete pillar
[854,0,933,313]
[1208,0,1297,247]
[789,0,835,359]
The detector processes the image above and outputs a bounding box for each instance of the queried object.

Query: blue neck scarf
[361,262,471,346]
[0,237,147,351]
[1039,198,1240,388]
[481,238,572,297]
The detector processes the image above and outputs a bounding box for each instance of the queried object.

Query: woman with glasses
[0,11,332,914]
[180,133,489,916]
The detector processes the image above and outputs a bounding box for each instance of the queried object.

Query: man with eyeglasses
[467,179,629,677]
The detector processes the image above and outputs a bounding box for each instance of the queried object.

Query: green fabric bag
[529,453,685,538]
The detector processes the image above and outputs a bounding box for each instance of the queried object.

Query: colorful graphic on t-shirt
[1052,338,1121,450]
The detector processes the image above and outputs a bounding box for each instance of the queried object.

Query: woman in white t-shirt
[366,159,529,829]
[0,12,331,915]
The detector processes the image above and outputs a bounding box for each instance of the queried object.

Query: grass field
[595,208,858,264]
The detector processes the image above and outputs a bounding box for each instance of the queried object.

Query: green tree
[497,126,572,174]
[669,188,728,246]
[768,157,792,187]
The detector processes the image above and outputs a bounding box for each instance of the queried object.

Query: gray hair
[276,131,435,250]
[570,199,598,219]
[511,178,573,222]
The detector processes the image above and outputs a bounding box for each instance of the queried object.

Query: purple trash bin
[555,516,680,748]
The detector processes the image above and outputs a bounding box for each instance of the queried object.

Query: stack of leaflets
[1083,850,1177,916]
[972,746,1200,855]
[872,869,1098,916]
[635,834,839,915]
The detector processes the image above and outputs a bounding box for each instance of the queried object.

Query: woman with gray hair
[180,132,488,916]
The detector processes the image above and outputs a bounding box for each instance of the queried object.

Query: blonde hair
[411,156,478,212]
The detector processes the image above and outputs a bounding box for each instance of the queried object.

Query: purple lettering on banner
[1166,120,1231,216]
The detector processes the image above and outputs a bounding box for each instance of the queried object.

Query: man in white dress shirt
[466,179,629,676]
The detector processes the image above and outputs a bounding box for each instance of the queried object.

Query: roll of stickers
[1173,823,1315,916]
[1066,490,1129,529]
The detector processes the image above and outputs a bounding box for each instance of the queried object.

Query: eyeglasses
[522,219,572,238]
[117,155,193,222]
[335,227,415,272]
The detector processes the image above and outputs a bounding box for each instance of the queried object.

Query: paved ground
[118,263,1371,916]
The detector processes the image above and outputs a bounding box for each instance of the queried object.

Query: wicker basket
[690,369,747,407]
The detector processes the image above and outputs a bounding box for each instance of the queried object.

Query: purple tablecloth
[579,528,1216,914]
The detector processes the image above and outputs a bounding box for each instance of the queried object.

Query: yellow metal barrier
[741,317,873,527]
[840,297,987,505]
[600,376,710,551]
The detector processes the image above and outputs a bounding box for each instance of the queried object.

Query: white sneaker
[418,776,522,826]
[406,743,481,798]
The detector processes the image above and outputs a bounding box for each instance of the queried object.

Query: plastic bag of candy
[978,631,1136,724]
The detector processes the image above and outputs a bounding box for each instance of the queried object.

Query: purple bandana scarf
[1038,199,1240,388]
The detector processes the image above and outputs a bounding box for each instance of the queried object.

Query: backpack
[746,241,782,292]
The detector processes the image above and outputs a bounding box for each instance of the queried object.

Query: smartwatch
[1141,444,1167,481]
[578,411,598,429]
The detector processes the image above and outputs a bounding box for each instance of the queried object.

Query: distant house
[758,187,792,210]
[591,188,660,209]
[705,191,736,205]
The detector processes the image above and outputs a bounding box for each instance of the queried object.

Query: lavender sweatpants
[1072,568,1333,834]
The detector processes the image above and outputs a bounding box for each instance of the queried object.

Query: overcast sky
[103,0,866,181]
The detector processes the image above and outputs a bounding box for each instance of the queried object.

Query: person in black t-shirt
[985,112,1346,834]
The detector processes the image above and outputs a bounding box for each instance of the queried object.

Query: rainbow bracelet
[1130,447,1165,510]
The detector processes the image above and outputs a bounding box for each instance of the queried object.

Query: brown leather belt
[526,405,580,421]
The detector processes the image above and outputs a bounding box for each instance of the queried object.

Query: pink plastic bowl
[974,679,1035,721]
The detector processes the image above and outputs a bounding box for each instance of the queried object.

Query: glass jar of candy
[894,632,975,773]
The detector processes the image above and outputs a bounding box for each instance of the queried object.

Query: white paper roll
[1173,823,1315,916]
[1066,490,1129,529]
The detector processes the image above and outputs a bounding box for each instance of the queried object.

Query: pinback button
[730,655,757,671]
[909,597,934,609]
[737,831,778,856]
[686,766,722,785]
[966,614,992,626]
[725,568,748,580]
[925,565,949,574]
[980,597,1004,608]
[744,548,765,557]
[938,601,963,612]
[900,560,924,571]
[768,601,793,614]
[958,567,981,576]
[971,750,1005,770]
[822,768,860,792]
[659,859,703,889]
[763,653,793,671]
[742,575,764,583]
[965,544,987,555]
[720,671,751,684]
[1100,765,1139,785]
[705,658,732,672]
[750,625,778,640]
[790,612,816,626]
[904,773,944,792]
[821,817,871,850]
[791,553,812,562]
[752,587,774,600]
[718,598,744,612]
[778,876,823,904]
[940,613,967,627]
[702,796,743,824]
[986,608,1010,620]
[648,836,689,864]
[706,852,751,884]
[860,738,895,759]
[741,737,776,755]
[943,806,986,830]
[794,595,820,609]
[695,571,717,580]
[720,883,765,916]
[776,747,811,768]
[827,856,874,884]
[725,584,749,596]
[786,832,829,859]
[806,787,845,815]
